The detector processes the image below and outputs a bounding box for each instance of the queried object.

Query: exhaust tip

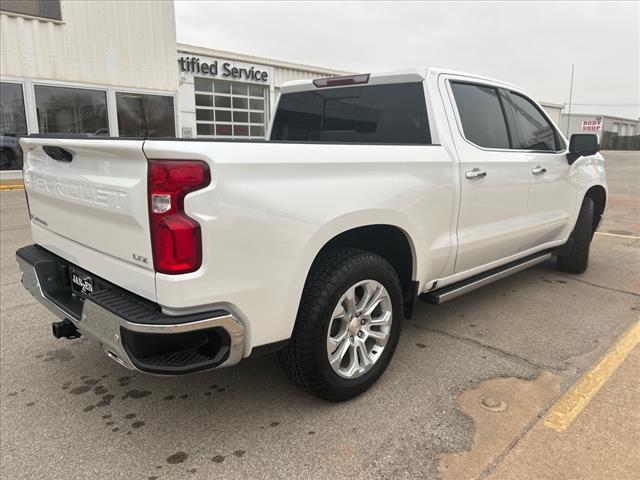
[52,319,81,339]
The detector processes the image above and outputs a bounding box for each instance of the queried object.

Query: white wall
[540,104,562,128]
[0,0,177,92]
[560,114,640,136]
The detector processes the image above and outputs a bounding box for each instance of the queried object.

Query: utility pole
[566,64,575,136]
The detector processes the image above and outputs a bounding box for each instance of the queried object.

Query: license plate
[70,268,94,298]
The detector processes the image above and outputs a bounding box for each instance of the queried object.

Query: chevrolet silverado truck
[16,69,607,401]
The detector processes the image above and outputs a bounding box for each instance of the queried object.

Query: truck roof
[279,67,520,94]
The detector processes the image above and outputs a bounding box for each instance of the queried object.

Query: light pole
[565,64,575,136]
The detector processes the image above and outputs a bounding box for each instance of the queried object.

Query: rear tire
[557,197,595,274]
[278,248,403,402]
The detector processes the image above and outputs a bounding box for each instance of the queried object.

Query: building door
[194,78,267,140]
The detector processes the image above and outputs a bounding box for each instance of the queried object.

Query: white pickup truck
[17,68,607,401]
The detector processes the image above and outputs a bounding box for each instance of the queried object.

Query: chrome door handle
[465,168,487,179]
[532,166,547,175]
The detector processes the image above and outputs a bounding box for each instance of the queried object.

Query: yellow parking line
[0,185,24,191]
[544,320,640,432]
[595,231,640,240]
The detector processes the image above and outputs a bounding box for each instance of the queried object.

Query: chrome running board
[421,253,553,305]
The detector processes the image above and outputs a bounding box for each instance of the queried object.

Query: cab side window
[505,92,562,151]
[450,82,511,149]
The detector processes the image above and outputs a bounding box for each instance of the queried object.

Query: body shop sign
[582,118,603,132]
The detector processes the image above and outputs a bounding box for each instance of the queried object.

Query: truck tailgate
[21,137,156,301]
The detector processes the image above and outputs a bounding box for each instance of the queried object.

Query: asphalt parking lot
[1,151,638,480]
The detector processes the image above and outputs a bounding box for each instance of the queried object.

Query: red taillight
[148,160,210,274]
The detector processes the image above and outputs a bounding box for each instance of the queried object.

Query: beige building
[1,0,178,172]
[539,102,563,129]
[176,43,347,140]
[0,0,574,174]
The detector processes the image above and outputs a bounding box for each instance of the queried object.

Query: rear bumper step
[16,244,244,375]
[421,252,553,305]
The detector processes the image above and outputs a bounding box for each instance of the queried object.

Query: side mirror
[567,133,600,165]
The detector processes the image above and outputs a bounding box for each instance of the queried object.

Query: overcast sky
[175,1,639,119]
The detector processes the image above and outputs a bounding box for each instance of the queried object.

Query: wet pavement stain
[308,431,315,435]
[26,402,36,407]
[270,421,280,427]
[7,392,18,397]
[167,452,188,464]
[163,395,175,401]
[93,386,108,395]
[188,468,198,473]
[416,343,426,348]
[117,376,133,388]
[43,348,74,362]
[102,414,112,419]
[555,280,568,284]
[131,421,145,429]
[105,421,115,426]
[95,394,115,408]
[122,389,151,400]
[179,394,188,399]
[211,455,225,463]
[83,405,95,412]
[233,450,245,457]
[84,378,100,386]
[125,413,137,419]
[70,385,91,395]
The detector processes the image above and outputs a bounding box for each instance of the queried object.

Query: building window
[116,92,175,137]
[34,85,109,135]
[0,82,28,170]
[194,78,267,139]
[1,0,61,21]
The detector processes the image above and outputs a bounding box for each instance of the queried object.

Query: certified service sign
[582,118,603,132]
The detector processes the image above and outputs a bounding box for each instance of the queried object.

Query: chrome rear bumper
[16,245,244,374]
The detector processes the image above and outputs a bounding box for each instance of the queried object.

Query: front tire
[278,248,403,402]
[557,197,595,274]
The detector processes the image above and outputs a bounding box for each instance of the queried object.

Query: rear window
[271,82,431,144]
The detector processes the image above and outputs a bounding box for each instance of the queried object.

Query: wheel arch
[584,184,607,233]
[305,223,418,319]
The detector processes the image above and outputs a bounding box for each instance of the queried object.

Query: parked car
[16,68,606,401]
[0,134,23,170]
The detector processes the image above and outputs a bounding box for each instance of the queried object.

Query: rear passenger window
[451,82,510,149]
[506,92,560,151]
